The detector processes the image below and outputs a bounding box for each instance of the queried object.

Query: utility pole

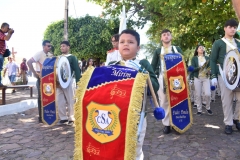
[64,0,69,41]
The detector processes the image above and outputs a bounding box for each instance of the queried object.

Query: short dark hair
[111,34,120,42]
[42,40,51,46]
[161,29,171,35]
[1,23,9,29]
[61,41,70,46]
[120,29,140,46]
[224,19,238,27]
[194,45,205,56]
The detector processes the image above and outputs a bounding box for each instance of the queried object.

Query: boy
[111,29,159,160]
[210,19,240,134]
[151,29,183,134]
[106,34,121,65]
[57,41,81,125]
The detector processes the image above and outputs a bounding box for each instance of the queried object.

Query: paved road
[1,90,240,159]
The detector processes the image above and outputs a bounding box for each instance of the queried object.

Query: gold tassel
[74,66,94,160]
[124,73,148,160]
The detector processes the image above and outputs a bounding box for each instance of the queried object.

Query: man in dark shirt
[20,58,28,85]
[0,23,14,86]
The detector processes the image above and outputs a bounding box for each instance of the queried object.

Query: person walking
[191,45,213,116]
[151,29,183,134]
[210,19,240,134]
[3,56,19,93]
[20,58,28,85]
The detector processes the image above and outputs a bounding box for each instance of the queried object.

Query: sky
[0,0,149,60]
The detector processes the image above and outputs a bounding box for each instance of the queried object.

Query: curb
[0,99,37,116]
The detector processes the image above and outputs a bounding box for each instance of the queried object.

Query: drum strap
[160,46,179,93]
[221,38,237,50]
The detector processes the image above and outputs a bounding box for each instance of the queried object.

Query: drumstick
[147,76,159,108]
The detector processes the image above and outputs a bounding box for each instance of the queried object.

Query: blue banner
[41,57,58,126]
[87,65,138,89]
[163,53,193,133]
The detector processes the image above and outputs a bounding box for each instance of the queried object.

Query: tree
[88,0,237,55]
[44,15,119,61]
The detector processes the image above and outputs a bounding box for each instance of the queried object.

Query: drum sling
[74,65,148,160]
[161,53,193,133]
[41,57,58,126]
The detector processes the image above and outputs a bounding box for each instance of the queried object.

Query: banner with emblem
[162,53,193,133]
[74,65,148,160]
[41,57,58,126]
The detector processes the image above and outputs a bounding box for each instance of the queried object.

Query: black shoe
[193,105,197,109]
[196,112,202,116]
[68,121,74,125]
[233,120,240,130]
[39,118,43,123]
[225,125,233,134]
[11,90,16,93]
[211,100,215,102]
[57,120,68,125]
[207,110,213,115]
[163,126,171,134]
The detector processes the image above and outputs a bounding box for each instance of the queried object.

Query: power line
[73,0,78,18]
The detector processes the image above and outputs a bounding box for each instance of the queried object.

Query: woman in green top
[191,45,213,116]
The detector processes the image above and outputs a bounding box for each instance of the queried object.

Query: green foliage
[44,15,120,60]
[88,0,237,56]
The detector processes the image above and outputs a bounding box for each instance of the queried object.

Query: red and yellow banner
[74,65,148,160]
[163,53,193,133]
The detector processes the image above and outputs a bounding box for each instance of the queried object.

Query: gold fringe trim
[124,73,148,160]
[181,54,193,132]
[74,66,95,160]
[162,54,193,134]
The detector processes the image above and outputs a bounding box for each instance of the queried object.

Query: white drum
[56,56,72,89]
[219,50,240,91]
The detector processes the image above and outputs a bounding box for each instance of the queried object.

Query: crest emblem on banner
[43,83,54,96]
[169,76,185,93]
[86,102,121,144]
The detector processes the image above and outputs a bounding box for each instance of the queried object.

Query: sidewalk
[0,95,240,159]
[0,76,38,105]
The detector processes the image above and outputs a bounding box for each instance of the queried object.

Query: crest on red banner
[86,102,121,144]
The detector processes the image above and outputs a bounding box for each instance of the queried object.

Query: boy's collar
[122,57,136,62]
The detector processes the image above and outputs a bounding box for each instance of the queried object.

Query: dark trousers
[36,77,42,121]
